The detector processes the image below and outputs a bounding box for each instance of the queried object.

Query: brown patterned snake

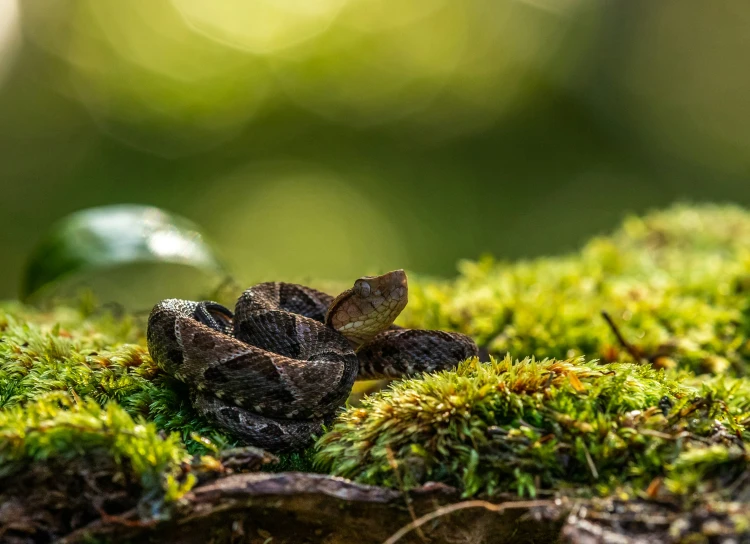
[146,270,478,451]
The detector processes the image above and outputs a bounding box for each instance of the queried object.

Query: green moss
[0,304,231,453]
[399,204,750,375]
[3,203,750,509]
[0,393,194,512]
[0,302,229,508]
[317,203,750,499]
[316,356,750,499]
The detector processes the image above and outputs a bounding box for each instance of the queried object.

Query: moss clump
[0,302,230,519]
[0,298,319,502]
[0,394,194,511]
[0,303,230,452]
[399,204,750,375]
[316,356,750,500]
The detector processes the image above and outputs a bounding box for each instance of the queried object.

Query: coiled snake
[147,270,478,451]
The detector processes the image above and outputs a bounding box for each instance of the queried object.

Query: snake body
[147,270,478,451]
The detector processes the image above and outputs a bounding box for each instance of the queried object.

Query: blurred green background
[1,0,750,299]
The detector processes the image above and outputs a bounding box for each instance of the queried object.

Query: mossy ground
[316,204,750,501]
[399,204,750,375]
[3,204,750,527]
[316,355,750,501]
[0,303,230,517]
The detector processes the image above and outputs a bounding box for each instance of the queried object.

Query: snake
[146,270,478,452]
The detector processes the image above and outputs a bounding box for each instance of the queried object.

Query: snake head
[325,269,408,347]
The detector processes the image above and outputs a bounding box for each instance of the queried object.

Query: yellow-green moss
[0,303,230,448]
[0,303,230,508]
[0,394,194,507]
[3,203,750,506]
[318,204,750,499]
[315,355,750,499]
[399,204,750,375]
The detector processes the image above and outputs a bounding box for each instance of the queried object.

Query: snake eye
[354,280,371,298]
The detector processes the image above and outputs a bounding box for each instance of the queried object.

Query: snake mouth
[391,269,407,289]
[382,269,407,303]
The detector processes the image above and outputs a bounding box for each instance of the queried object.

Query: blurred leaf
[20,205,230,308]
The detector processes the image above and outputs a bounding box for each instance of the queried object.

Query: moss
[399,204,750,375]
[0,393,195,520]
[0,302,230,514]
[0,303,231,453]
[316,356,750,500]
[317,203,750,499]
[4,203,750,514]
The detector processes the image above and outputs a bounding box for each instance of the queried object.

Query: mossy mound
[0,303,229,451]
[0,306,213,533]
[400,204,750,375]
[0,395,195,516]
[319,203,750,506]
[316,355,750,500]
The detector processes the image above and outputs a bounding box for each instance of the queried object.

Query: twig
[582,444,599,480]
[94,506,157,529]
[638,429,685,441]
[385,447,428,543]
[600,311,644,364]
[382,499,554,544]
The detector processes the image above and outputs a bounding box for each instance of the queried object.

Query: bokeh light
[2,1,750,299]
[272,0,600,134]
[187,162,409,284]
[20,0,602,149]
[172,0,347,54]
[0,0,21,88]
[270,0,467,128]
[23,0,271,156]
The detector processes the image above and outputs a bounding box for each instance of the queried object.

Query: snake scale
[146,270,478,451]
